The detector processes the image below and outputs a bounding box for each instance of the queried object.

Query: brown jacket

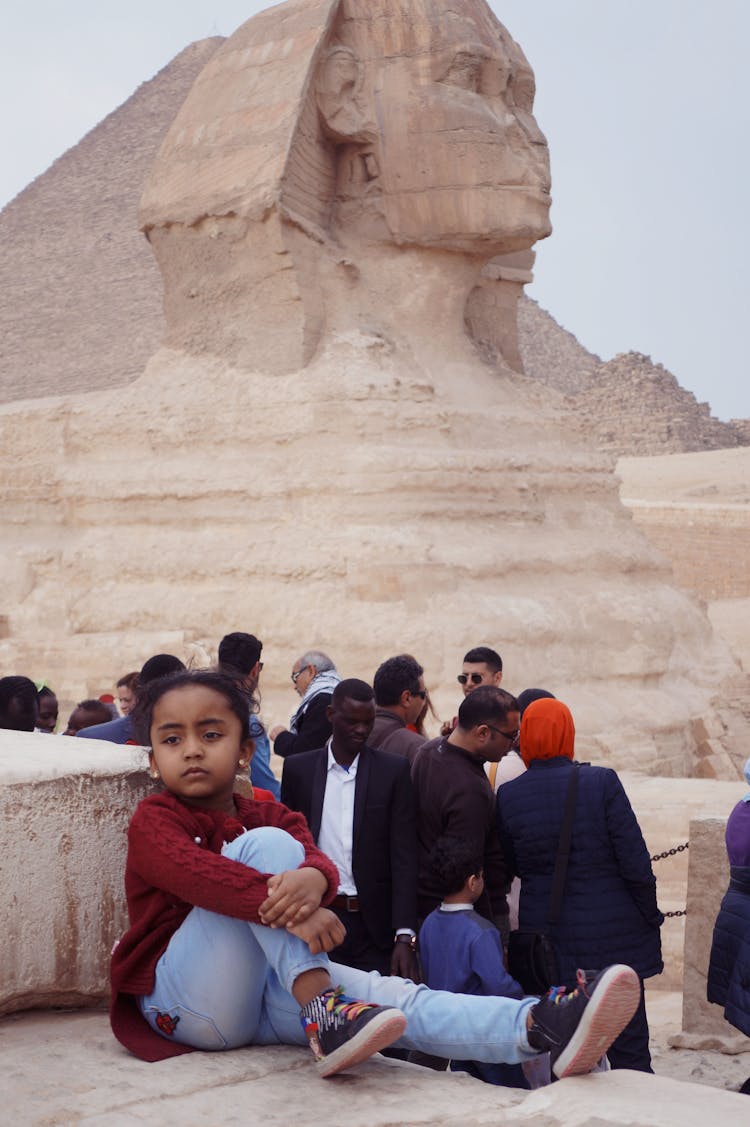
[369,707,426,764]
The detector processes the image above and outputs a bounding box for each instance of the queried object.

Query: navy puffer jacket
[707,866,750,1036]
[497,758,663,985]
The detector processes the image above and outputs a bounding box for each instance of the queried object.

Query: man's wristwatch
[394,933,417,951]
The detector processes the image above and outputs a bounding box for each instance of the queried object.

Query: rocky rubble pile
[518,297,749,456]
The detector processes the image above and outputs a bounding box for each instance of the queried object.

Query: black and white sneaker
[527,965,639,1078]
[300,986,407,1078]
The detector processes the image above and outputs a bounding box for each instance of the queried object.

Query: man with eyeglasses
[411,686,519,938]
[270,649,340,759]
[369,654,429,764]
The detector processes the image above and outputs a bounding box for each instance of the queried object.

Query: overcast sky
[2,1,747,420]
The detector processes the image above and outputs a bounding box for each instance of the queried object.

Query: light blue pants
[139,827,538,1063]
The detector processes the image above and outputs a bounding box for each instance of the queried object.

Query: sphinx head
[313,0,552,255]
[140,0,551,370]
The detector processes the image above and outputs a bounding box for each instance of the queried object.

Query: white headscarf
[289,668,341,732]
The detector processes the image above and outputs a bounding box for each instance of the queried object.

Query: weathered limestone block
[680,815,750,1047]
[0,731,149,1016]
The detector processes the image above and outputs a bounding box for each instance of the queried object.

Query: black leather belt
[332,893,360,912]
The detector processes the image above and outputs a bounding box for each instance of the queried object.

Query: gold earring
[238,759,246,767]
[150,771,159,780]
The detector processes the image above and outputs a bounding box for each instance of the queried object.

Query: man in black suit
[281,678,419,980]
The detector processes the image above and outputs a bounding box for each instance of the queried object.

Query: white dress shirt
[317,740,359,895]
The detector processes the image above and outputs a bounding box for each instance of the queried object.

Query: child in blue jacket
[419,836,546,1088]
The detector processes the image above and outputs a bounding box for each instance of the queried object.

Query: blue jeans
[139,827,538,1064]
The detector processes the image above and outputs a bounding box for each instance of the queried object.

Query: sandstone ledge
[2,1006,748,1127]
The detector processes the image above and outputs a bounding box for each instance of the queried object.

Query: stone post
[678,815,750,1049]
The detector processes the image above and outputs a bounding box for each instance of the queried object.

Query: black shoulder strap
[547,764,579,926]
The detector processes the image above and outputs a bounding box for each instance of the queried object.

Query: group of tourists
[1,635,747,1093]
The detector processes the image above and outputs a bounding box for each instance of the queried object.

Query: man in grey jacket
[369,654,428,764]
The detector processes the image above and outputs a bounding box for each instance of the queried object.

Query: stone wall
[622,506,750,601]
[617,449,750,675]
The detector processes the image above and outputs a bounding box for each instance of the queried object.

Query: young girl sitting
[111,669,641,1079]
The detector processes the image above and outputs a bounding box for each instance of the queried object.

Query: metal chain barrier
[651,841,688,863]
[652,841,689,917]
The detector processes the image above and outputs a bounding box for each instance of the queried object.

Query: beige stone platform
[3,995,748,1126]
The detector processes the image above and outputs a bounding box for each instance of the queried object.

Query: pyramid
[0,38,223,403]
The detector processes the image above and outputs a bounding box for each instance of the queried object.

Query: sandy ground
[617,448,750,505]
[646,989,750,1094]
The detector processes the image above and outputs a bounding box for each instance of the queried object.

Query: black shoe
[739,1076,750,1095]
[300,986,407,1078]
[527,966,639,1078]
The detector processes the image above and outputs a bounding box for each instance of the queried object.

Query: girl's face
[118,686,136,715]
[148,684,253,814]
[37,694,59,733]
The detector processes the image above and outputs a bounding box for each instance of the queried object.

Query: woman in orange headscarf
[497,698,663,1073]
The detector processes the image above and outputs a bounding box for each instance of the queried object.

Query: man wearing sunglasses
[458,646,503,696]
[441,646,505,737]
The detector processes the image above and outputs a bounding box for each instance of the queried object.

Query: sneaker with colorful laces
[527,965,640,1079]
[299,986,407,1078]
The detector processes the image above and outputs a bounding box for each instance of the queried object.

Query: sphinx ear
[315,46,375,144]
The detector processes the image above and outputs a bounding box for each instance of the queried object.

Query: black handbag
[506,764,579,995]
[507,928,559,995]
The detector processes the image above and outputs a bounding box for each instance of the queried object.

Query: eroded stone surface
[0,732,150,1015]
[2,1008,748,1127]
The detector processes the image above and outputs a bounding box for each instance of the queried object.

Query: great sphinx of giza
[139,0,550,375]
[0,0,745,775]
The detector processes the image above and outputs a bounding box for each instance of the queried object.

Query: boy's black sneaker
[527,965,639,1078]
[300,986,407,1078]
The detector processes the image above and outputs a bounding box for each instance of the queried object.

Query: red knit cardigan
[110,790,339,1061]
